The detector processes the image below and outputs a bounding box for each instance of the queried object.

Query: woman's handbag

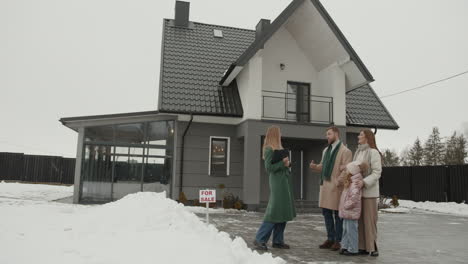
[271,149,290,164]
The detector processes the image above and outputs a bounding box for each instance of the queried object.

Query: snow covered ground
[399,199,468,217]
[0,181,73,201]
[0,182,284,264]
[380,207,411,214]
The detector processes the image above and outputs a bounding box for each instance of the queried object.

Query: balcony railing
[261,90,334,124]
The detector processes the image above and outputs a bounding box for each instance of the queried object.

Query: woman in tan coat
[353,129,382,257]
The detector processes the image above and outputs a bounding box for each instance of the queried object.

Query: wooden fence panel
[0,152,24,181]
[382,164,468,203]
[447,165,468,203]
[0,152,75,185]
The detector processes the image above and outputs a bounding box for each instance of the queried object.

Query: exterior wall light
[280,63,285,71]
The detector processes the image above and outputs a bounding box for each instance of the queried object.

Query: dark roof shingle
[158,20,254,116]
[158,18,398,129]
[346,85,399,129]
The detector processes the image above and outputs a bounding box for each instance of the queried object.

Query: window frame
[286,81,311,122]
[208,136,230,176]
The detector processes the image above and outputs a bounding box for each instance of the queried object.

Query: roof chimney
[255,19,270,40]
[174,1,190,27]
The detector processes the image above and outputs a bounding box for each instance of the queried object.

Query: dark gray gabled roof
[220,0,374,85]
[158,4,397,130]
[346,85,399,130]
[158,19,254,117]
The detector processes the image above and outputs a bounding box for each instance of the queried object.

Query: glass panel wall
[143,121,174,193]
[81,145,113,203]
[80,120,175,203]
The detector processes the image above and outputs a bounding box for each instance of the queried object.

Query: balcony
[261,90,334,124]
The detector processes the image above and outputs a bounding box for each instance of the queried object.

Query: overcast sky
[2,0,468,158]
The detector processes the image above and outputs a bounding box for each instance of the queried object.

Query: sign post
[199,189,216,224]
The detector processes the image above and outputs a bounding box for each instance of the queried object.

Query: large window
[80,120,175,203]
[209,136,230,177]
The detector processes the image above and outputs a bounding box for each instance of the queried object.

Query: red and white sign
[199,189,216,203]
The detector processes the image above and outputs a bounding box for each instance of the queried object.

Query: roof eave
[311,0,374,83]
[158,110,243,118]
[157,19,168,111]
[347,123,399,130]
[220,0,375,86]
[59,110,163,132]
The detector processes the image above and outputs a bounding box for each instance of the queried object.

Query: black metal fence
[381,165,468,203]
[0,152,75,185]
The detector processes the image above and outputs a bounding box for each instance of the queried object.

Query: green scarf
[320,141,341,185]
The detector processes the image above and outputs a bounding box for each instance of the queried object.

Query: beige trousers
[358,198,378,252]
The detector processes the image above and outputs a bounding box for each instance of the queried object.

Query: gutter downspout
[179,114,194,196]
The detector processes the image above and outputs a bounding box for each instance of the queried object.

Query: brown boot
[330,242,341,251]
[319,240,334,249]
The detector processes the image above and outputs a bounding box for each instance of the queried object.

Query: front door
[259,138,326,203]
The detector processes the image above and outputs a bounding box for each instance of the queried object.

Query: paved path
[198,210,468,263]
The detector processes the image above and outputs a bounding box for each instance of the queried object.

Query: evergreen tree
[444,132,458,165]
[382,149,400,167]
[399,147,411,166]
[423,127,445,165]
[454,134,467,164]
[408,138,424,166]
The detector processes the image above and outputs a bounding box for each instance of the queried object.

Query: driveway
[198,210,468,263]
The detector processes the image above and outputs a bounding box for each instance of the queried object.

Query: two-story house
[60,0,398,209]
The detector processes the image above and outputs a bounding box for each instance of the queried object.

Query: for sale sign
[199,189,216,203]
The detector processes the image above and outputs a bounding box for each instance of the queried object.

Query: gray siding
[346,132,359,154]
[173,121,244,200]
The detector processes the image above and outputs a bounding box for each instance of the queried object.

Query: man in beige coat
[310,126,352,251]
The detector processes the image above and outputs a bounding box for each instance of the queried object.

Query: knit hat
[346,161,362,175]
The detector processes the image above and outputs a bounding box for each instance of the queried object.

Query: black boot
[370,242,379,257]
[358,249,369,255]
[272,243,290,249]
[253,240,268,251]
[343,251,359,256]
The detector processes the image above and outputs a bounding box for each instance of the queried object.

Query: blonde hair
[343,173,353,189]
[262,126,283,159]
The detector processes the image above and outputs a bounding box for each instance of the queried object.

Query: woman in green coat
[254,126,296,251]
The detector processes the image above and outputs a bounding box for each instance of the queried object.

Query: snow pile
[0,181,73,201]
[399,200,468,217]
[380,207,410,214]
[185,206,255,215]
[0,191,284,264]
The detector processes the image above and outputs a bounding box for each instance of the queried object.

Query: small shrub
[391,195,399,207]
[378,195,391,209]
[234,200,243,210]
[223,192,236,209]
[178,191,188,205]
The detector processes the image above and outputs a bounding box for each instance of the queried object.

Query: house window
[209,136,230,176]
[286,81,310,122]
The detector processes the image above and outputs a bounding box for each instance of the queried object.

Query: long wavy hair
[262,126,283,159]
[361,129,383,159]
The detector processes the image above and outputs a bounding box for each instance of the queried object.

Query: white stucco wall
[236,51,263,120]
[235,25,346,125]
[317,63,346,125]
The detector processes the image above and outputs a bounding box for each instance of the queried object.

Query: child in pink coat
[338,160,368,256]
